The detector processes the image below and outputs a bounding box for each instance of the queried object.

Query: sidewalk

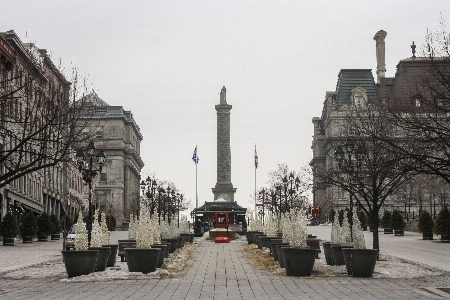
[0,230,450,299]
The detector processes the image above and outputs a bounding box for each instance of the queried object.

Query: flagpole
[254,144,257,219]
[196,145,198,209]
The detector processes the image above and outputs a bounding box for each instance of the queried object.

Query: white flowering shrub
[100,212,110,245]
[160,220,171,239]
[281,214,290,244]
[128,214,138,240]
[168,216,179,238]
[264,214,278,237]
[179,215,190,234]
[150,214,161,244]
[340,211,352,246]
[74,212,88,251]
[285,210,308,248]
[136,207,153,248]
[330,213,340,244]
[90,214,103,247]
[352,208,366,249]
[251,216,264,232]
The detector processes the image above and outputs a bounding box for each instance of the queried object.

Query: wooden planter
[441,234,450,243]
[22,236,33,243]
[2,238,14,246]
[422,232,433,240]
[394,229,404,236]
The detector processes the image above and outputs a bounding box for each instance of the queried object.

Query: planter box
[422,232,433,240]
[331,244,353,266]
[394,230,404,236]
[61,250,99,278]
[22,236,33,243]
[342,248,379,277]
[383,228,393,234]
[51,233,60,240]
[441,234,450,243]
[2,238,14,246]
[282,247,318,276]
[125,248,160,274]
[208,230,236,239]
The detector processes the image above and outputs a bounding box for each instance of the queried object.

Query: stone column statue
[220,86,226,104]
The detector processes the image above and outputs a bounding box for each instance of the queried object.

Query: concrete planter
[151,244,167,268]
[383,228,393,234]
[161,238,178,253]
[102,244,119,267]
[61,250,99,278]
[330,244,353,266]
[88,247,111,272]
[245,231,262,244]
[125,248,160,274]
[394,229,404,236]
[342,248,379,277]
[259,236,277,249]
[270,241,288,261]
[323,242,337,265]
[3,238,14,246]
[282,247,318,276]
[51,233,60,240]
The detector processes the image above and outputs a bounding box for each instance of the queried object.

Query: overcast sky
[1,1,449,215]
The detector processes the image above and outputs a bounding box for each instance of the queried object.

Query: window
[355,96,364,110]
[100,165,107,181]
[82,127,90,139]
[95,127,103,139]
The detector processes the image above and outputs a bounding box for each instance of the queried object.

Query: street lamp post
[76,141,107,247]
[335,141,366,237]
[157,187,165,224]
[176,193,182,228]
[140,176,157,215]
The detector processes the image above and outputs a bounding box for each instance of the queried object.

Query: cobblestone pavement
[0,229,450,299]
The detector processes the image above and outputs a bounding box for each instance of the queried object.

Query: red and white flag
[254,147,258,169]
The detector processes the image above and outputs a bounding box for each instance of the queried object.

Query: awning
[21,204,42,215]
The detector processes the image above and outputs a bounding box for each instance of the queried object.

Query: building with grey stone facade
[0,30,84,224]
[79,94,144,229]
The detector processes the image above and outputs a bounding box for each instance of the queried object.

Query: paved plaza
[0,227,450,299]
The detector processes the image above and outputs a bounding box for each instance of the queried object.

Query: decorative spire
[411,41,416,58]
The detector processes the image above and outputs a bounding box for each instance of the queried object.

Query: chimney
[373,30,387,84]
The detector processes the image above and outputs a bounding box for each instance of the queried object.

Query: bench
[118,240,136,262]
[306,238,321,258]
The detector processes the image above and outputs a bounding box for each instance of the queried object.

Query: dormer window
[351,86,368,111]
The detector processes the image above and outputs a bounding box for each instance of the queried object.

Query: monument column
[212,86,237,201]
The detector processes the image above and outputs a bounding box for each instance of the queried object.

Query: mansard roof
[335,69,379,105]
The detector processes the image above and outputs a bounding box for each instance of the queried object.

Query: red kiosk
[214,212,230,243]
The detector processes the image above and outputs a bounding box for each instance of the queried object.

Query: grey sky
[1,1,449,214]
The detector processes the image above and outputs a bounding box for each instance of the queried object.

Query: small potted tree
[20,211,38,243]
[434,205,450,243]
[281,210,318,276]
[61,212,100,278]
[37,212,54,241]
[418,210,434,240]
[50,214,61,240]
[390,210,406,236]
[342,208,379,277]
[0,212,19,246]
[357,211,368,231]
[380,210,393,234]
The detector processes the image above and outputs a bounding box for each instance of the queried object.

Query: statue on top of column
[220,86,226,104]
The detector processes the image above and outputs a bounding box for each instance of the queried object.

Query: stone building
[311,30,450,220]
[79,94,144,229]
[0,30,84,223]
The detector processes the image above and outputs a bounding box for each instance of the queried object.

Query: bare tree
[0,38,95,188]
[314,107,412,251]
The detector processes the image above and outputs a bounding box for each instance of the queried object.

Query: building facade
[0,30,83,224]
[311,30,449,221]
[79,94,144,229]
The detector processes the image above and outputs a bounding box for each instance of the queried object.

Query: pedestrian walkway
[1,230,450,299]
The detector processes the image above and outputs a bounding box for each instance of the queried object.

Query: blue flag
[192,146,199,164]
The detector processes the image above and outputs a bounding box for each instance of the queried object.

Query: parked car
[65,224,77,250]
